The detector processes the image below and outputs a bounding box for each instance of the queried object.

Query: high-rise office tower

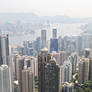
[0,34,9,65]
[38,48,60,92]
[41,29,47,48]
[62,36,71,52]
[34,37,41,53]
[61,82,74,92]
[9,55,15,92]
[76,35,82,54]
[50,28,58,53]
[14,55,24,92]
[44,59,60,92]
[0,65,10,92]
[78,58,89,84]
[24,56,36,92]
[60,60,72,83]
[53,28,57,38]
[89,57,92,80]
[50,38,58,53]
[58,36,65,51]
[70,52,78,73]
[60,51,67,66]
[22,68,33,92]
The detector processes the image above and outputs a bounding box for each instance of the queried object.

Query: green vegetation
[74,81,92,92]
[34,76,38,92]
[70,78,76,83]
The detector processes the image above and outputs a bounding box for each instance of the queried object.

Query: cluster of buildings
[12,28,92,57]
[0,27,92,92]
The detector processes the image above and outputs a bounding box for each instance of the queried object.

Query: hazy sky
[0,0,92,17]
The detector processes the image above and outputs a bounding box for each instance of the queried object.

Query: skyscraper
[0,65,10,92]
[78,58,89,84]
[38,48,60,92]
[53,28,57,39]
[0,34,9,65]
[70,52,78,73]
[34,37,41,53]
[50,38,58,53]
[24,56,36,92]
[22,68,33,92]
[50,28,58,53]
[41,29,47,48]
[59,51,67,66]
[58,36,64,51]
[44,59,60,92]
[76,35,82,54]
[14,55,24,92]
[60,60,72,83]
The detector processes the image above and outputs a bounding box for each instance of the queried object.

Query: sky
[0,0,92,17]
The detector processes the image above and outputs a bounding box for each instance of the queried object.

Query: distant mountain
[0,13,40,23]
[0,13,92,23]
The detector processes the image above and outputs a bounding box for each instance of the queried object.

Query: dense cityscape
[0,20,92,92]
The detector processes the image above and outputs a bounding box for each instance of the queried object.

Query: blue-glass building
[50,38,58,53]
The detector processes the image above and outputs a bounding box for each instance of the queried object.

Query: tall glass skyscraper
[53,28,57,39]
